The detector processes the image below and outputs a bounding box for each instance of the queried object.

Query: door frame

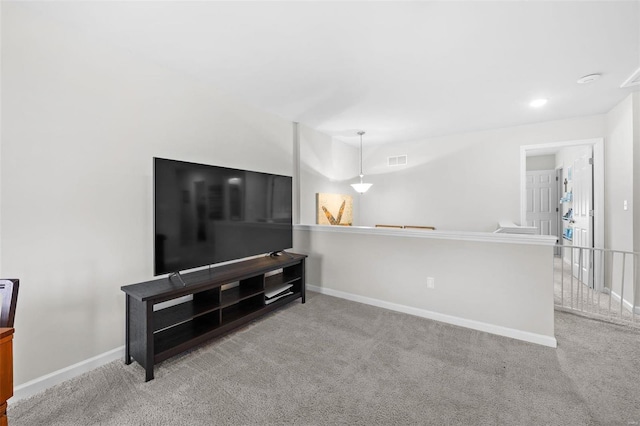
[520,138,604,289]
[555,167,563,256]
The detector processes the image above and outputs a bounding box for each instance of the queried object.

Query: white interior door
[525,170,558,236]
[572,147,593,285]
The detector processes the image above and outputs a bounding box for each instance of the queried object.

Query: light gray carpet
[9,292,640,425]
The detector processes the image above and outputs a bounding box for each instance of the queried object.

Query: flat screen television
[154,157,293,276]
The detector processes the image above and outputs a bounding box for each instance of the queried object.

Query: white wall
[294,226,557,347]
[299,124,358,225]
[605,95,634,253]
[1,4,293,386]
[605,93,637,307]
[357,116,605,231]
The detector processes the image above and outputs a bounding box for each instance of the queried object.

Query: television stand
[121,253,306,381]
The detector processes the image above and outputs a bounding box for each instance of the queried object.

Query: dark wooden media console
[121,253,306,381]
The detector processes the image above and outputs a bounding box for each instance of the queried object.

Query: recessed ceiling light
[577,74,601,84]
[530,98,548,108]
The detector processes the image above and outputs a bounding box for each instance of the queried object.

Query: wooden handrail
[0,328,14,426]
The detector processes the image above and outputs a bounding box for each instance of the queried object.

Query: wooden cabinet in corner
[121,253,306,381]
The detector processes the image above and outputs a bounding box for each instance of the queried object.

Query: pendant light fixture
[351,131,373,194]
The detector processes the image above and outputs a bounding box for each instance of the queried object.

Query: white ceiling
[20,1,640,145]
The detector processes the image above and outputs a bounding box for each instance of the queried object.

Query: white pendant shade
[351,182,372,194]
[352,131,372,194]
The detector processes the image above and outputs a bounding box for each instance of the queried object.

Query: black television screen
[154,158,293,275]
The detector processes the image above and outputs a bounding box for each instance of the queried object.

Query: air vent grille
[388,155,407,167]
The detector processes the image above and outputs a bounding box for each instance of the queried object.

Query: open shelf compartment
[222,293,264,324]
[264,263,304,298]
[154,310,221,357]
[220,275,264,308]
[154,288,220,332]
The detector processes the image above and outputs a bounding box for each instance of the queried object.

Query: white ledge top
[294,224,558,246]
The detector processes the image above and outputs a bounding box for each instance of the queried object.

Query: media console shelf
[121,253,306,381]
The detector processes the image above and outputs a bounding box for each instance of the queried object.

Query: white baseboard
[609,290,640,314]
[10,346,125,403]
[307,285,558,348]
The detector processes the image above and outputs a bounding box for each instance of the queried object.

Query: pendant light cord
[351,130,372,193]
[358,131,365,177]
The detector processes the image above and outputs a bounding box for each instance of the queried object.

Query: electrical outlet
[624,200,628,211]
[426,277,435,289]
